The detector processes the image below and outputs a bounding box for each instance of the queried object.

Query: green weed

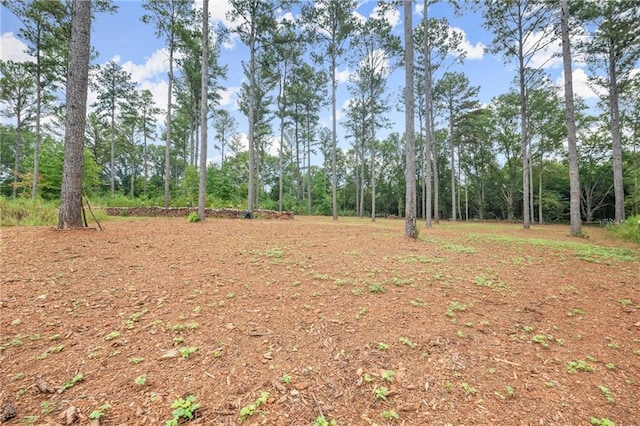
[179,347,198,358]
[399,336,417,348]
[567,360,594,373]
[239,391,269,421]
[89,403,112,420]
[165,395,200,426]
[59,373,83,393]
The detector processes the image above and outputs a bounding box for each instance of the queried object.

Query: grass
[466,230,637,262]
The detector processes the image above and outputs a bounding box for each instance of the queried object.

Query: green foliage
[179,347,198,358]
[239,391,269,421]
[313,416,338,426]
[88,403,112,420]
[165,395,200,426]
[0,197,59,226]
[187,212,200,222]
[59,373,84,392]
[374,386,389,400]
[598,385,615,403]
[381,409,399,420]
[567,359,594,373]
[608,215,640,244]
[590,418,616,426]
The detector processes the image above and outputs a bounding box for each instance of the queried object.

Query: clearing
[1,216,639,425]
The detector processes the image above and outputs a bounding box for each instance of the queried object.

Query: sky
[0,0,606,165]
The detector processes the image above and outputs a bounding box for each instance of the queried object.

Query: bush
[609,215,640,245]
[0,197,59,226]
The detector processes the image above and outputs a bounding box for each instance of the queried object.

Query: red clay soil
[1,216,639,426]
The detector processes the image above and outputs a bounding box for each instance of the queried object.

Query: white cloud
[371,4,400,28]
[556,67,600,100]
[335,67,351,84]
[353,11,367,25]
[448,27,485,60]
[0,32,31,62]
[121,48,169,84]
[218,86,240,109]
[525,28,563,69]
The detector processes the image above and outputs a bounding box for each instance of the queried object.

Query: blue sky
[1,0,602,164]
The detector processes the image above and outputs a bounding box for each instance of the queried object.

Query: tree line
[1,0,638,233]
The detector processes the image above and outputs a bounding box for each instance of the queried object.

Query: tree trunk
[32,30,42,199]
[307,114,312,214]
[110,108,115,195]
[450,116,456,221]
[12,114,21,199]
[143,132,148,197]
[404,0,417,239]
[164,32,174,208]
[331,54,338,220]
[561,0,582,235]
[609,46,624,224]
[247,30,256,214]
[370,113,376,222]
[423,5,432,228]
[58,0,91,229]
[198,0,209,220]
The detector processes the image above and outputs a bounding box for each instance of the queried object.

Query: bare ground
[1,216,639,426]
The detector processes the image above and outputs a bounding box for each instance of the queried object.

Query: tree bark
[404,0,417,238]
[198,0,209,220]
[58,0,91,229]
[423,5,432,228]
[561,0,582,236]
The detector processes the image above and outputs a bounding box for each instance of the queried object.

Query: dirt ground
[1,216,639,426]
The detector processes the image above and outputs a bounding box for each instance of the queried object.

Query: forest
[1,0,639,227]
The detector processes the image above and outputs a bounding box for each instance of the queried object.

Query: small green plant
[104,331,121,341]
[381,370,395,382]
[368,284,386,293]
[567,308,585,316]
[355,306,368,319]
[460,382,477,395]
[59,373,84,392]
[374,386,389,400]
[165,395,200,426]
[179,347,198,358]
[399,336,417,348]
[506,385,515,397]
[313,415,338,426]
[532,334,549,348]
[376,342,389,351]
[41,401,53,414]
[129,357,144,364]
[281,374,292,384]
[363,373,374,383]
[89,403,112,420]
[187,212,200,222]
[381,409,400,420]
[125,310,148,329]
[134,374,147,386]
[446,300,467,318]
[36,344,64,360]
[444,381,453,391]
[590,418,616,426]
[239,391,269,421]
[598,385,615,403]
[567,360,594,373]
[606,363,615,370]
[523,325,534,332]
